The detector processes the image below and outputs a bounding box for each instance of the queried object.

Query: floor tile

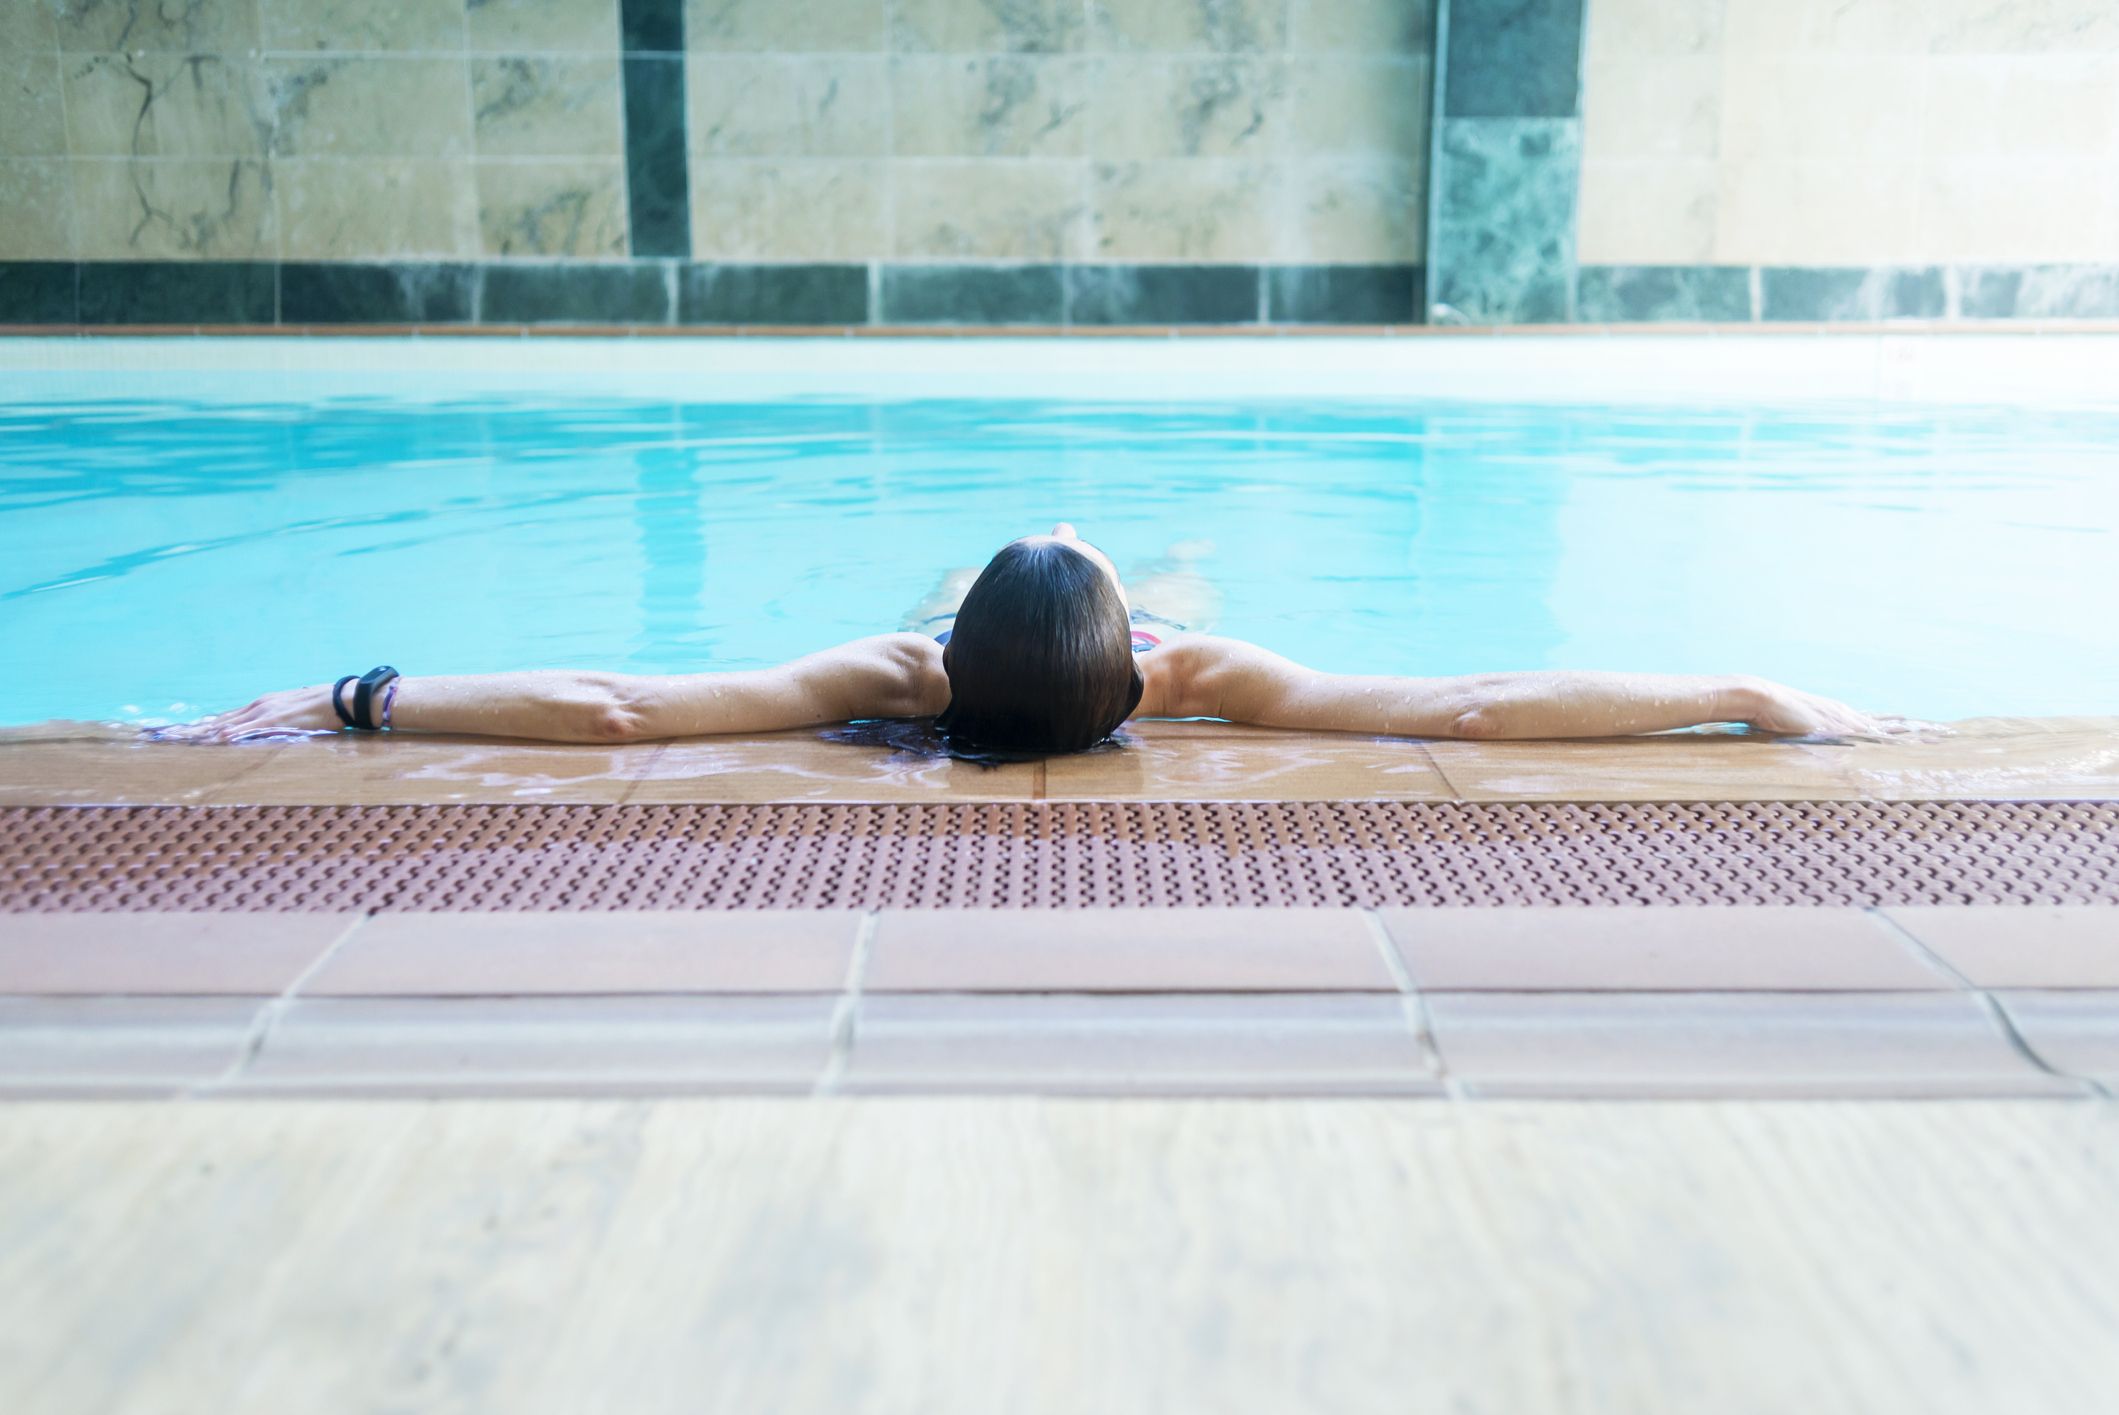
[303,911,861,995]
[0,996,262,1096]
[1992,990,2119,1086]
[0,913,361,995]
[1882,907,2119,987]
[1046,730,1452,801]
[1379,907,1955,991]
[1424,736,1860,802]
[1423,992,2080,1098]
[194,736,659,804]
[864,907,1397,992]
[1834,717,2119,800]
[624,732,1037,803]
[230,995,837,1095]
[0,740,284,806]
[843,993,1441,1095]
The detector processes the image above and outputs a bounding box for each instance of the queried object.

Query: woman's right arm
[1164,636,1895,739]
[164,633,949,744]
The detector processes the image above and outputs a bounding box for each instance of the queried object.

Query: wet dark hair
[932,538,1143,763]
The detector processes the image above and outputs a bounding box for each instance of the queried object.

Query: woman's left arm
[165,634,949,744]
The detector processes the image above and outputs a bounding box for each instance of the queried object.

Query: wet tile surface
[0,913,360,995]
[193,735,660,804]
[1992,991,2119,1086]
[625,734,1039,802]
[232,995,836,1095]
[0,997,262,1096]
[1046,723,1453,800]
[1886,907,2119,988]
[305,911,860,995]
[1380,907,1955,991]
[843,993,1441,1095]
[1423,734,1860,801]
[865,908,1396,992]
[0,741,286,805]
[1423,992,2078,1098]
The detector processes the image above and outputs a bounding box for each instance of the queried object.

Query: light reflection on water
[2,395,2117,724]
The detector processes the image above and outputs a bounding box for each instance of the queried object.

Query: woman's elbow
[1447,705,1509,740]
[576,676,653,743]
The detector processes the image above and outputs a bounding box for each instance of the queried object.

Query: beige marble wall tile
[1289,0,1434,54]
[0,3,57,51]
[1918,0,2119,54]
[1283,156,1421,260]
[73,157,276,258]
[1586,0,1724,60]
[1,52,67,158]
[466,0,619,52]
[690,159,887,259]
[1921,57,2119,160]
[268,56,473,157]
[889,0,1085,54]
[890,56,1086,157]
[1583,57,1719,160]
[260,0,468,52]
[1578,157,1719,263]
[1719,0,1905,56]
[895,158,1089,258]
[1287,56,1426,159]
[55,0,260,52]
[687,56,888,157]
[1913,157,2111,262]
[476,158,628,255]
[0,159,76,258]
[1088,0,1289,53]
[1718,57,1923,163]
[472,56,623,157]
[1711,156,1919,265]
[1089,158,1273,260]
[1084,58,1288,159]
[278,157,478,256]
[685,0,888,52]
[63,54,272,158]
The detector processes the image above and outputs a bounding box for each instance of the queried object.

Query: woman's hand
[149,685,341,743]
[1725,676,1912,740]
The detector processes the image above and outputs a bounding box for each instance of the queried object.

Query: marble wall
[1580,0,2119,269]
[0,0,1434,269]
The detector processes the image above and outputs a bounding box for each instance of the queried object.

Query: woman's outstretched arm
[1164,637,1896,739]
[164,634,950,744]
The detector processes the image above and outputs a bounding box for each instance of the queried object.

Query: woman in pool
[170,522,1896,751]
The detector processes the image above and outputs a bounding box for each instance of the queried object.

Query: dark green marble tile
[1443,0,1585,118]
[77,262,276,324]
[0,262,78,323]
[280,263,475,323]
[620,0,683,53]
[1429,118,1578,324]
[1961,265,2119,319]
[1576,266,1751,322]
[679,263,869,323]
[1066,265,1259,324]
[481,262,672,323]
[1761,267,1944,321]
[879,264,1064,324]
[1266,265,1423,323]
[622,55,689,258]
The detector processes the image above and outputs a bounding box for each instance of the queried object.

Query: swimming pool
[4,339,2117,726]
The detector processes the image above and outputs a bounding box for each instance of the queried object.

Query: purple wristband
[380,677,400,731]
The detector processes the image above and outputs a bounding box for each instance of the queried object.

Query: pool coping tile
[1990,990,2119,1088]
[840,992,1442,1096]
[1422,991,2084,1099]
[1378,906,1960,992]
[0,913,362,996]
[863,907,1399,992]
[0,996,265,1096]
[302,910,862,996]
[1883,907,2119,988]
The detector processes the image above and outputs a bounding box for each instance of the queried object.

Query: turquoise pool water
[3,390,2116,725]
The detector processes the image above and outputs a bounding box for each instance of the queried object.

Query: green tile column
[1426,0,1587,324]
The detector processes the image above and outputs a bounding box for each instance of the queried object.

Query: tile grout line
[1363,908,1458,1099]
[185,912,374,1098]
[614,744,670,804]
[811,909,878,1096]
[1413,739,1464,801]
[1866,907,2109,1100]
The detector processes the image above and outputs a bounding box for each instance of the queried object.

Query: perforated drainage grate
[4,801,2116,911]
